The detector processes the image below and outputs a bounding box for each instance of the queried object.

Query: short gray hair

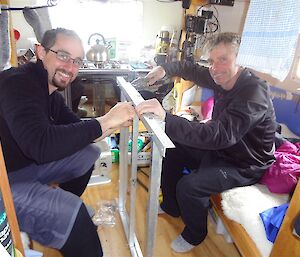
[203,32,241,56]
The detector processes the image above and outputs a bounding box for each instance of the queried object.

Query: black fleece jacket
[162,61,277,178]
[0,60,102,172]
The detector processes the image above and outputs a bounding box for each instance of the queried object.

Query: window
[48,0,143,60]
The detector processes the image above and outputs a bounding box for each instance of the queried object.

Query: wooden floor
[32,164,241,257]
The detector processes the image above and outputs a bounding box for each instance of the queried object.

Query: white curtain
[237,0,300,81]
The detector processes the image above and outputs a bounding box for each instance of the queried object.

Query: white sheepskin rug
[221,184,289,257]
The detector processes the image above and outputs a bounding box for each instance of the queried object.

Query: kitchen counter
[78,62,152,81]
[78,63,137,82]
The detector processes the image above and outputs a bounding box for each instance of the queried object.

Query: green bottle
[128,138,144,153]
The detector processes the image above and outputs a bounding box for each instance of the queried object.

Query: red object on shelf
[13,29,20,41]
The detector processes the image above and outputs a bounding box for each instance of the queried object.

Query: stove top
[78,60,134,79]
[81,60,127,70]
[78,60,149,81]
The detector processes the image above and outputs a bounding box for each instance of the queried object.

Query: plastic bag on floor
[92,200,118,227]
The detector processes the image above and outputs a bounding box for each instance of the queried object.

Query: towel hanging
[0,5,10,71]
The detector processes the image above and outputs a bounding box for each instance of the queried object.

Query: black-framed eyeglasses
[45,48,83,67]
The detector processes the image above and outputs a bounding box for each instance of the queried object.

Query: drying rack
[117,77,175,257]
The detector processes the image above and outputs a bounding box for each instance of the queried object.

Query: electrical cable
[0,0,58,11]
[155,0,176,2]
[196,4,220,33]
[211,5,221,31]
[182,2,220,58]
[211,14,220,32]
[197,3,213,15]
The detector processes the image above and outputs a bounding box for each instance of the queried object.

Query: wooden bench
[210,181,300,257]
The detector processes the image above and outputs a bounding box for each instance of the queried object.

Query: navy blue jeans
[160,143,259,245]
[8,144,100,250]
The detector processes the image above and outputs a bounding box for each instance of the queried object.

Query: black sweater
[0,60,102,172]
[162,61,277,178]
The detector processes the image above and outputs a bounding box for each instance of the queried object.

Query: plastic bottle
[168,31,179,63]
[128,137,144,153]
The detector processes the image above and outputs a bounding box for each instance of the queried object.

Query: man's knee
[176,175,209,202]
[85,144,101,165]
[71,144,100,177]
[176,176,195,202]
[176,176,211,215]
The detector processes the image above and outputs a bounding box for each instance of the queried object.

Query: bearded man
[0,28,135,257]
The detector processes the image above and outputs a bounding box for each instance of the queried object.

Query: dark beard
[52,70,73,91]
[55,83,69,91]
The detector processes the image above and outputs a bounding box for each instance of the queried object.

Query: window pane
[48,0,143,60]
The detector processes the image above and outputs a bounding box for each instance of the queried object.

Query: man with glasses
[0,28,135,257]
[136,32,277,253]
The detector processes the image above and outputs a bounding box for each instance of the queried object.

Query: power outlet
[209,0,234,6]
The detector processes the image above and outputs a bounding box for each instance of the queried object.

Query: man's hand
[97,102,135,133]
[145,66,166,86]
[135,99,166,121]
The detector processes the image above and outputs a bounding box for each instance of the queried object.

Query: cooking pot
[86,33,111,64]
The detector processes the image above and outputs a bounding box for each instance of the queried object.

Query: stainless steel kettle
[86,33,111,64]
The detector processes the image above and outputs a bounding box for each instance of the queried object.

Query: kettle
[86,33,111,64]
